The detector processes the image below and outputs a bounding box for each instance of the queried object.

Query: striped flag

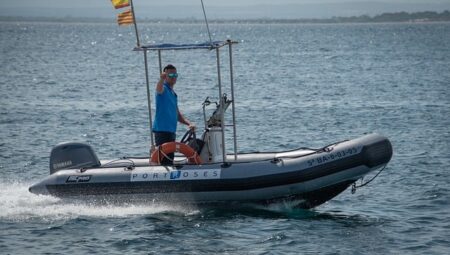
[111,0,130,9]
[117,9,134,26]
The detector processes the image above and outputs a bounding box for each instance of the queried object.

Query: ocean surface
[1,20,449,254]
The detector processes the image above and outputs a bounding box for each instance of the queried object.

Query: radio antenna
[200,0,213,46]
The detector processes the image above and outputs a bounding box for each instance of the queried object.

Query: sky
[1,0,450,19]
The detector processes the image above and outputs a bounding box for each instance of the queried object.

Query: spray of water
[0,181,200,222]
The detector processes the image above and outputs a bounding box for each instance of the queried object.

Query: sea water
[1,20,449,254]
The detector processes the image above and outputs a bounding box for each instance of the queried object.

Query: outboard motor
[49,142,101,174]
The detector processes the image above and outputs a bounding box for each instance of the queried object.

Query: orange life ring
[150,142,202,165]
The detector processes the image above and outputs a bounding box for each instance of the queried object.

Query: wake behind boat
[28,3,393,209]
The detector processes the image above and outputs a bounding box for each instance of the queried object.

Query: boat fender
[361,138,393,167]
[151,142,202,165]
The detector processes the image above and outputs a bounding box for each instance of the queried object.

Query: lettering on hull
[66,175,91,183]
[131,169,221,182]
[306,146,362,168]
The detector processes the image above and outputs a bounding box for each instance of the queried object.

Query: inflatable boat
[29,132,392,208]
[29,40,393,208]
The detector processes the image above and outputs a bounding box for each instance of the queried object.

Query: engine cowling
[49,142,100,174]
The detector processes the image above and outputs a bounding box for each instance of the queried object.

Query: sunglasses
[167,73,178,78]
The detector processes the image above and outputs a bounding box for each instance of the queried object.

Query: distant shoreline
[1,10,449,24]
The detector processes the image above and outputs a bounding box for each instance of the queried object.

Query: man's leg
[154,132,176,165]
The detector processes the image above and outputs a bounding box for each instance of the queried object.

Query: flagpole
[144,50,155,150]
[128,0,153,149]
[129,0,141,47]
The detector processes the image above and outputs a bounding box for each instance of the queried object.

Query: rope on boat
[89,139,350,170]
[158,148,193,164]
[273,139,349,161]
[81,158,136,172]
[351,165,387,194]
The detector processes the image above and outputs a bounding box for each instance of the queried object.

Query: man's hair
[163,64,176,72]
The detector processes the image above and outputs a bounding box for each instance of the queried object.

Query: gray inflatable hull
[29,133,392,208]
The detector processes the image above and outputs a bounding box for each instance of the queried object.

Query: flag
[111,0,130,9]
[117,9,134,26]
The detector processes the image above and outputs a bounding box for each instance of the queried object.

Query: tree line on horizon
[329,10,450,23]
[230,10,450,23]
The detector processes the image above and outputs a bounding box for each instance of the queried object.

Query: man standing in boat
[153,64,195,165]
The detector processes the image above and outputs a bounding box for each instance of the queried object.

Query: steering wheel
[180,128,196,144]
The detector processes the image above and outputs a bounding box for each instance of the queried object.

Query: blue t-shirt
[153,82,178,133]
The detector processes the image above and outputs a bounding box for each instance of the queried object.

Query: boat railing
[134,40,239,162]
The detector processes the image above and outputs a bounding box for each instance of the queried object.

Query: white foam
[0,181,199,222]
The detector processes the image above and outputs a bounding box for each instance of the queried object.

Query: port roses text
[131,169,221,182]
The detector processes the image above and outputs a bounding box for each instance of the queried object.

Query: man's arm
[178,109,195,130]
[156,72,166,94]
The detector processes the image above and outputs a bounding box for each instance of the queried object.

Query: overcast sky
[1,0,450,19]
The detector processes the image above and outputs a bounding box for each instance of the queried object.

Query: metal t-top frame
[134,40,239,162]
